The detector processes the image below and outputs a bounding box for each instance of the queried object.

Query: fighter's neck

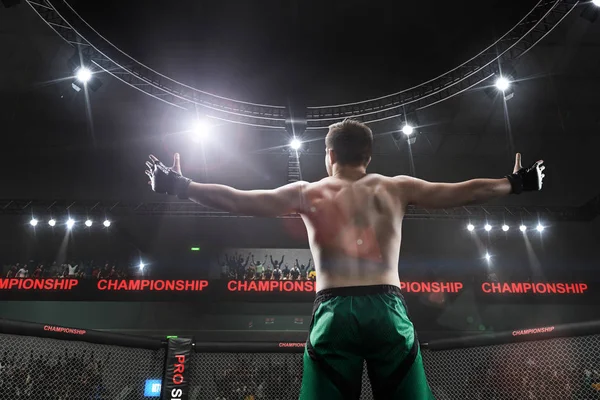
[332,169,367,181]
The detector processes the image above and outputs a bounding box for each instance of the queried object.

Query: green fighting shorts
[299,285,435,399]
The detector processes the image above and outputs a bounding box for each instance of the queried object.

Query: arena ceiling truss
[26,0,580,129]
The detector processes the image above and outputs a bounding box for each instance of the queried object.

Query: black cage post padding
[0,318,164,350]
[426,320,600,351]
[162,337,193,400]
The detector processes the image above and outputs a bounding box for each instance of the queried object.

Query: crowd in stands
[0,349,108,399]
[209,356,302,400]
[2,261,134,280]
[429,354,600,400]
[219,253,316,281]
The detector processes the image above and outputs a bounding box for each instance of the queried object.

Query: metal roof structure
[26,0,580,129]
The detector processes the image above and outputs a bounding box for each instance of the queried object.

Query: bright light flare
[103,220,111,228]
[484,224,492,232]
[536,224,545,232]
[502,224,509,232]
[495,77,510,92]
[48,219,56,227]
[85,219,93,227]
[66,218,75,229]
[139,262,145,270]
[593,0,600,7]
[290,138,302,150]
[467,223,475,232]
[520,225,527,232]
[30,218,38,227]
[485,252,491,262]
[76,67,92,83]
[191,120,210,143]
[402,124,414,136]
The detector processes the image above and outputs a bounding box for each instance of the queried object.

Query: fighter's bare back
[299,174,406,291]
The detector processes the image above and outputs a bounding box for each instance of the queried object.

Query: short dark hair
[325,119,373,166]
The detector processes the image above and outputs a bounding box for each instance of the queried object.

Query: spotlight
[48,219,56,227]
[502,224,509,232]
[519,225,527,232]
[76,67,92,83]
[593,0,600,6]
[103,219,111,228]
[139,262,145,270]
[402,124,414,136]
[467,223,475,232]
[485,252,491,262]
[66,218,75,229]
[191,120,210,143]
[484,224,492,232]
[30,218,38,227]
[85,219,93,227]
[495,77,510,92]
[290,138,302,150]
[536,224,545,232]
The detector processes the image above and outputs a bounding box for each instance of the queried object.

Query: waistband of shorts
[316,284,402,300]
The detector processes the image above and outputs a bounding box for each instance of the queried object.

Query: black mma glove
[505,153,545,194]
[145,154,192,200]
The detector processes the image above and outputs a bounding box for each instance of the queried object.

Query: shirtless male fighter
[145,119,545,399]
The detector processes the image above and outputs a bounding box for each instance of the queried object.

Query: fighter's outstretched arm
[396,153,545,209]
[186,181,306,217]
[145,153,307,217]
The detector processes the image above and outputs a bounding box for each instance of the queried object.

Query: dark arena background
[1,0,600,399]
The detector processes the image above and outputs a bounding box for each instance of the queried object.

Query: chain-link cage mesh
[188,353,376,400]
[422,334,600,400]
[190,336,600,399]
[0,333,165,400]
[2,332,599,399]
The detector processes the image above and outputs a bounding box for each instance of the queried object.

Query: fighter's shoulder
[302,177,334,189]
[376,174,421,196]
[372,173,416,186]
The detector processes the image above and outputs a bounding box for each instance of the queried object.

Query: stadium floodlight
[536,224,545,232]
[85,219,93,227]
[495,77,510,92]
[485,252,491,262]
[48,219,56,227]
[191,120,210,143]
[139,262,145,270]
[502,224,509,232]
[402,124,414,136]
[76,67,92,83]
[290,138,302,150]
[484,224,492,232]
[519,224,527,232]
[103,219,111,228]
[66,218,75,229]
[467,223,475,232]
[30,218,38,227]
